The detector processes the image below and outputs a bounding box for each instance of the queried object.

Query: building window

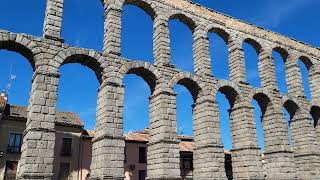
[7,133,22,153]
[61,138,72,156]
[182,156,193,170]
[4,161,18,180]
[139,147,147,163]
[58,162,70,180]
[139,170,146,180]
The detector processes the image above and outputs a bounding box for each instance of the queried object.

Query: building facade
[122,129,236,180]
[0,93,92,180]
[123,129,195,180]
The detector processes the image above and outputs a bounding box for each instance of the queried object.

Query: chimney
[0,91,8,119]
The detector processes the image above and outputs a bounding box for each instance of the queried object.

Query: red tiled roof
[224,150,232,155]
[179,141,195,152]
[125,129,149,142]
[124,129,195,152]
[86,130,96,137]
[56,111,84,127]
[84,129,233,153]
[2,105,84,127]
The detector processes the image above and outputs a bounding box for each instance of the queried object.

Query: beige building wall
[0,116,85,180]
[0,117,226,180]
[53,126,82,180]
[123,141,195,180]
[124,142,147,180]
[79,135,93,180]
[0,119,24,180]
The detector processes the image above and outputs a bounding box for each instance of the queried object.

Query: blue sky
[0,0,319,150]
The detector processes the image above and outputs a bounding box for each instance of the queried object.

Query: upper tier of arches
[1,0,320,126]
[34,0,320,102]
[1,29,318,108]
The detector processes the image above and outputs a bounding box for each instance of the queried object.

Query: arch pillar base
[316,127,320,147]
[294,153,320,180]
[193,144,227,179]
[290,110,320,179]
[260,108,297,179]
[16,130,56,180]
[89,176,125,180]
[16,172,54,180]
[147,140,181,180]
[231,148,265,180]
[147,178,181,180]
[90,136,125,179]
[90,81,125,179]
[264,150,297,180]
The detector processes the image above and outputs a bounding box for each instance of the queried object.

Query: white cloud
[251,0,314,28]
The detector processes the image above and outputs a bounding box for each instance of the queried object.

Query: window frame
[138,146,147,164]
[60,138,72,156]
[181,154,193,170]
[182,157,193,169]
[7,133,22,153]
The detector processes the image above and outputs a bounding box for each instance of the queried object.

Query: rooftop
[1,104,84,127]
[124,129,195,152]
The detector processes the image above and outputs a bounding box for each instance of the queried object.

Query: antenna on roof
[6,64,16,94]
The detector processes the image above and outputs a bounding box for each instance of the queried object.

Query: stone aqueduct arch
[0,0,320,179]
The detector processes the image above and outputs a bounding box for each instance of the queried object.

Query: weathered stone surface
[0,0,319,179]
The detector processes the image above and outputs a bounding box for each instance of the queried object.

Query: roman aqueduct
[0,0,320,179]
